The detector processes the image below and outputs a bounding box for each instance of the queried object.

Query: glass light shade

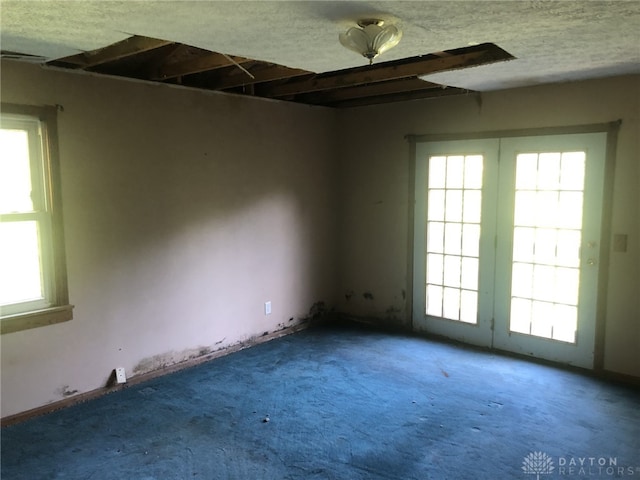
[339,22,402,63]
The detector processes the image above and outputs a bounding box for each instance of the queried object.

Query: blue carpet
[2,322,639,479]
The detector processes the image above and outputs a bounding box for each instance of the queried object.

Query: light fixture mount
[339,18,402,65]
[357,19,385,28]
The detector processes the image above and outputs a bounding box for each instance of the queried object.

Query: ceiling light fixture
[339,19,402,65]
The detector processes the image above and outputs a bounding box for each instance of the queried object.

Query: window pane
[425,153,483,324]
[462,190,481,223]
[428,190,445,221]
[443,255,461,287]
[556,230,581,268]
[559,152,585,190]
[514,191,537,227]
[442,287,460,320]
[460,290,477,324]
[426,253,444,285]
[513,227,535,262]
[531,301,554,338]
[515,154,538,190]
[537,152,561,190]
[0,221,43,305]
[461,257,479,290]
[552,304,577,343]
[461,223,480,257]
[427,221,444,253]
[536,191,558,228]
[532,265,555,302]
[428,156,446,188]
[445,190,463,222]
[463,155,483,189]
[534,228,557,265]
[554,267,580,305]
[558,192,583,229]
[426,285,443,317]
[445,156,464,188]
[444,190,462,222]
[510,297,531,334]
[0,129,34,214]
[444,223,462,255]
[511,262,533,298]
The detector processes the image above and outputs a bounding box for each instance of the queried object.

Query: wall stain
[345,290,354,301]
[132,317,311,378]
[307,301,327,320]
[363,292,374,300]
[133,345,214,376]
[58,385,79,397]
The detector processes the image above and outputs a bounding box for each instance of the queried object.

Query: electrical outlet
[115,367,127,384]
[264,301,272,315]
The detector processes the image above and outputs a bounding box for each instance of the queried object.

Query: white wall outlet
[115,367,127,384]
[264,301,272,315]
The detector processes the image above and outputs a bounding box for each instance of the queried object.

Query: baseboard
[1,320,316,427]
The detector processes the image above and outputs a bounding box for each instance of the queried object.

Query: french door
[412,133,607,369]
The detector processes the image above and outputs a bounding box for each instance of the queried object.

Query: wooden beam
[151,51,253,81]
[298,78,442,104]
[259,43,513,98]
[327,86,470,108]
[214,63,312,89]
[58,36,173,69]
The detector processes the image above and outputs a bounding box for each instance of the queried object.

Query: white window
[1,104,72,334]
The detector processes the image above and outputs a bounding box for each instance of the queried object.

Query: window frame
[1,103,72,334]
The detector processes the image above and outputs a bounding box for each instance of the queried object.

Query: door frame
[406,121,620,370]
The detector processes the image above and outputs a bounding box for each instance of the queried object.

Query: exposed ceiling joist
[297,78,444,105]
[178,62,313,91]
[259,43,513,98]
[55,35,173,69]
[330,86,470,109]
[150,49,252,81]
[40,36,514,108]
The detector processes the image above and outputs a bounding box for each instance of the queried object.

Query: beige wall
[0,61,338,417]
[336,75,639,377]
[1,61,638,418]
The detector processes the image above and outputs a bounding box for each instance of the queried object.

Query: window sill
[1,305,74,335]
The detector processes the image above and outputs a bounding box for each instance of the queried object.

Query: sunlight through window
[425,154,483,323]
[509,151,586,343]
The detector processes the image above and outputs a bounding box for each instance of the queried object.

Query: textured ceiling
[1,0,639,92]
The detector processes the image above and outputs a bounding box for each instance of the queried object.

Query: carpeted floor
[2,321,639,479]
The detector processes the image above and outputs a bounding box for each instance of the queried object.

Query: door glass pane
[0,221,44,305]
[425,154,483,323]
[443,255,461,287]
[428,156,446,188]
[509,151,586,343]
[426,222,444,253]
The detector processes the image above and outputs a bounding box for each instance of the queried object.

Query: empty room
[1,1,639,479]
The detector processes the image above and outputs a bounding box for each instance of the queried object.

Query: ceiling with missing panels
[1,1,639,106]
